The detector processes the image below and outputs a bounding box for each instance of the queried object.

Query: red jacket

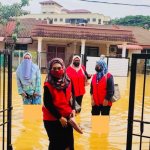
[42,82,72,121]
[66,65,85,97]
[92,73,112,106]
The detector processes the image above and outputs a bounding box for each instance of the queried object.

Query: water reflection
[0,74,150,149]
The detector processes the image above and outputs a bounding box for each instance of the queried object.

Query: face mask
[95,67,102,72]
[51,70,64,78]
[73,61,80,67]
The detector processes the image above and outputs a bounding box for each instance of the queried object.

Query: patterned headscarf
[96,60,108,82]
[45,58,70,90]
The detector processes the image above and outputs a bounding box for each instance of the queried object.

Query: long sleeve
[90,81,93,95]
[43,86,62,120]
[105,75,114,101]
[85,70,91,79]
[71,81,76,110]
[34,68,41,95]
[16,73,24,95]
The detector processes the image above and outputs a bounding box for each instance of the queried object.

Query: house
[1,18,150,74]
[87,24,150,68]
[16,0,111,25]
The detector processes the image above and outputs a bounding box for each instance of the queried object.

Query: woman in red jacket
[43,58,76,150]
[91,59,114,115]
[66,55,92,113]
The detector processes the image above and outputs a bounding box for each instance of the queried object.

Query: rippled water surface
[0,73,150,150]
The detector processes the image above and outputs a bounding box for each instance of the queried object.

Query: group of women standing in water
[16,53,114,150]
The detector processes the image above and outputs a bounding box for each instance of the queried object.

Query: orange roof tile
[31,24,137,43]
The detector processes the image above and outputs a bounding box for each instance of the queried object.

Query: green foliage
[29,52,37,64]
[0,0,30,23]
[0,0,30,50]
[110,15,150,29]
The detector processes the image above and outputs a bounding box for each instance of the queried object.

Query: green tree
[110,15,150,29]
[0,0,30,50]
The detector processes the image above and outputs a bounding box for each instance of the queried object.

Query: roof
[0,22,16,37]
[18,18,47,37]
[87,24,150,46]
[0,18,47,40]
[31,24,136,43]
[117,45,143,50]
[118,26,150,46]
[62,9,91,13]
[39,0,62,7]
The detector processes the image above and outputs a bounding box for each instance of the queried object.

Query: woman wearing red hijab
[43,58,76,150]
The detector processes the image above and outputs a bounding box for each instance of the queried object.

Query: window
[87,18,90,22]
[60,18,63,22]
[15,44,28,50]
[104,21,109,25]
[93,18,96,22]
[141,49,150,54]
[14,51,25,57]
[116,48,129,57]
[54,18,57,22]
[43,12,46,14]
[65,19,70,23]
[147,49,150,54]
[80,46,99,56]
[98,19,101,24]
[49,19,53,24]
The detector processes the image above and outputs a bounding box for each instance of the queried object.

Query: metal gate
[0,50,13,150]
[126,54,150,150]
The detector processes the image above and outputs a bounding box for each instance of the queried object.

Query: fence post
[7,50,13,150]
[126,55,137,150]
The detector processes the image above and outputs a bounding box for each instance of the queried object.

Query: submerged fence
[0,50,13,150]
[126,54,150,150]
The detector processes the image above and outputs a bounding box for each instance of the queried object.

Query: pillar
[122,42,127,57]
[106,44,110,56]
[38,38,42,69]
[73,42,77,54]
[81,40,86,64]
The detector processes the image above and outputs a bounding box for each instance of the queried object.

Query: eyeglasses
[52,67,63,71]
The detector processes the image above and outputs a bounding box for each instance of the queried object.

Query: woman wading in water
[42,58,76,150]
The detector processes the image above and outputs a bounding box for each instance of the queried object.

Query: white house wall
[17,13,110,25]
[128,49,141,66]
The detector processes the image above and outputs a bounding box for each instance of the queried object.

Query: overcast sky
[1,0,150,19]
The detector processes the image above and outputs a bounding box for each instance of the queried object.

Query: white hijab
[70,55,82,72]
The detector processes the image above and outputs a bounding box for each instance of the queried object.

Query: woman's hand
[22,93,27,97]
[91,95,95,106]
[70,109,76,118]
[59,117,68,128]
[33,93,38,98]
[103,99,108,106]
[88,74,93,78]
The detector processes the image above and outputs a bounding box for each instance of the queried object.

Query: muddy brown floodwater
[0,73,150,150]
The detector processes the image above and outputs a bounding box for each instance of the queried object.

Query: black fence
[126,54,150,150]
[0,50,13,150]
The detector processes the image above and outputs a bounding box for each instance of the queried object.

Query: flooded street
[1,73,150,150]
